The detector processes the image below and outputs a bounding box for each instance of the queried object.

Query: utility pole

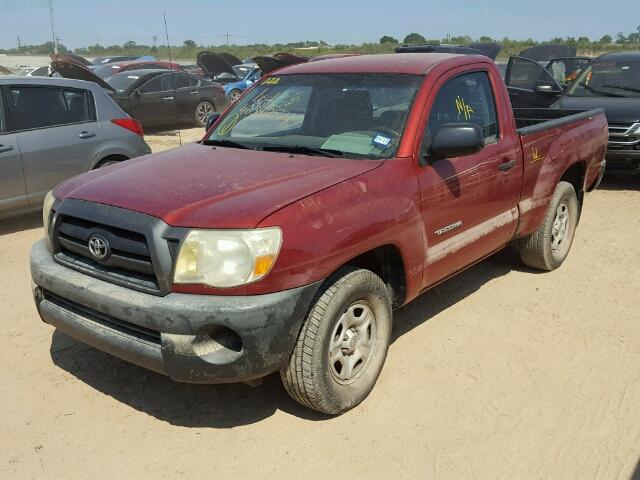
[225,32,230,47]
[152,35,158,48]
[17,36,21,50]
[48,0,58,54]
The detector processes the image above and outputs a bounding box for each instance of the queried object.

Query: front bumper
[605,149,640,175]
[31,239,321,383]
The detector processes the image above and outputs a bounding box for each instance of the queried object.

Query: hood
[196,51,236,77]
[252,53,308,74]
[51,59,115,92]
[219,53,242,66]
[52,53,93,67]
[555,96,640,123]
[519,44,577,62]
[55,143,382,228]
[468,42,501,60]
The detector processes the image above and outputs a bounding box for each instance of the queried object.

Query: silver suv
[0,76,151,219]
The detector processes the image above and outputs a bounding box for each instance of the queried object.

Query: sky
[1,0,639,50]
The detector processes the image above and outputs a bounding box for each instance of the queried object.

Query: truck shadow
[49,248,521,428]
[0,211,42,236]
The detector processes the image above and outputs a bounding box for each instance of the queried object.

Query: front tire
[280,267,392,415]
[194,101,215,127]
[517,181,579,270]
[228,89,242,104]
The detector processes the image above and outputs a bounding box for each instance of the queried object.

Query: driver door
[415,69,522,287]
[505,56,563,108]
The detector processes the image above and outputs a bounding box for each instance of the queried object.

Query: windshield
[233,65,254,78]
[567,58,640,98]
[93,64,121,79]
[107,73,141,92]
[205,73,422,159]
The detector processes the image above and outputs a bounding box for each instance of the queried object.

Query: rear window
[9,86,95,130]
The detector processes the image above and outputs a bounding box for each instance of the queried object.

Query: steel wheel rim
[551,202,570,252]
[196,102,213,124]
[329,301,377,385]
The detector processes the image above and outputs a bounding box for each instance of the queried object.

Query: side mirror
[429,124,484,160]
[205,112,221,132]
[133,89,141,97]
[534,83,561,94]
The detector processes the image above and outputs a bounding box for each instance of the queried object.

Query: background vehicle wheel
[280,267,392,415]
[228,89,242,104]
[194,101,215,126]
[517,181,579,271]
[94,155,128,169]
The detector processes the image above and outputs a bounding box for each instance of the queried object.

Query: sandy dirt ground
[0,132,639,478]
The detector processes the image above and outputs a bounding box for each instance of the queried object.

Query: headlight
[42,190,57,245]
[174,228,282,288]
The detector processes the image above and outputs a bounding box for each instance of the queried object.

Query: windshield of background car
[206,73,422,159]
[107,73,142,92]
[233,65,254,78]
[567,59,640,98]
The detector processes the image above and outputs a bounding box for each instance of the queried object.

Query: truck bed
[513,107,608,237]
[514,108,605,133]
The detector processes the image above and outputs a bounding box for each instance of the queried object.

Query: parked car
[91,56,141,65]
[197,51,308,102]
[30,53,607,414]
[553,52,640,175]
[0,76,150,219]
[51,61,228,128]
[106,69,228,127]
[13,65,53,77]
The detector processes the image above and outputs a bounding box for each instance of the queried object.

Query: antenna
[163,12,182,147]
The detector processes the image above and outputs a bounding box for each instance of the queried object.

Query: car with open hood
[196,51,308,102]
[51,60,227,128]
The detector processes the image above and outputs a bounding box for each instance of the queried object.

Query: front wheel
[517,181,579,270]
[228,89,242,104]
[280,267,392,415]
[194,101,215,127]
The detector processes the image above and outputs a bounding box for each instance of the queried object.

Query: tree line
[2,29,638,61]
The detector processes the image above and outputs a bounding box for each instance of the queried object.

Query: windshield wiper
[578,82,625,97]
[202,139,254,150]
[602,84,640,94]
[261,145,345,158]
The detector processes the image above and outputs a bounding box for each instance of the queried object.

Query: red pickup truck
[31,53,607,415]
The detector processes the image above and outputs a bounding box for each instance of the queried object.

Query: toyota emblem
[88,234,110,261]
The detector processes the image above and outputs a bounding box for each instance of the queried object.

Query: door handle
[498,159,517,171]
[162,96,174,100]
[189,91,199,95]
[0,145,14,153]
[78,131,96,139]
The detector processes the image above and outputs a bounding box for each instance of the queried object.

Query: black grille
[44,290,161,345]
[54,215,161,294]
[608,122,640,150]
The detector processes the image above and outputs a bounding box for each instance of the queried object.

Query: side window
[139,76,165,94]
[425,71,499,148]
[173,74,197,89]
[9,86,69,130]
[63,89,94,123]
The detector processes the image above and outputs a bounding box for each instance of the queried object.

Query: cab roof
[276,53,489,76]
